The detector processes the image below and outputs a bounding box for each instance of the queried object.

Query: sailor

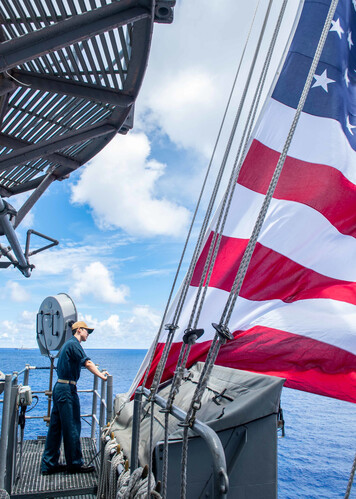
[41,321,109,475]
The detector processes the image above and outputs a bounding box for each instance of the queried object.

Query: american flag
[140,0,356,403]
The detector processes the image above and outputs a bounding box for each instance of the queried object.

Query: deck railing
[0,364,113,493]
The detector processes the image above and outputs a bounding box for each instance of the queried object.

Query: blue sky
[0,1,300,349]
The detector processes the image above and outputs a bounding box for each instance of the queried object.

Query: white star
[312,69,335,92]
[353,0,356,12]
[346,115,356,135]
[348,31,354,50]
[345,68,350,87]
[330,18,344,39]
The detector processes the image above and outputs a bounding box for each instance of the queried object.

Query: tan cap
[71,321,94,334]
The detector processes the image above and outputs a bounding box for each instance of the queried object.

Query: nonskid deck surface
[11,437,98,498]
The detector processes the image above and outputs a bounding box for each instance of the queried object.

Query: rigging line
[171,0,262,328]
[160,0,264,418]
[193,0,288,330]
[161,337,196,498]
[145,5,267,476]
[185,0,275,332]
[147,400,155,497]
[345,452,356,499]
[179,4,291,491]
[180,334,223,499]
[221,0,340,327]
[140,0,261,391]
[150,327,176,396]
[160,3,283,492]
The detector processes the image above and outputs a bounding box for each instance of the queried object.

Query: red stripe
[239,140,356,238]
[143,327,356,403]
[191,232,356,304]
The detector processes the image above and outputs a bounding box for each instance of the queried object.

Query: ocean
[0,348,355,498]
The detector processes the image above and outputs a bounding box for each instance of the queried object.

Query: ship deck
[10,437,98,499]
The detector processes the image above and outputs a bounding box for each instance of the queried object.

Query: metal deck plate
[11,437,98,498]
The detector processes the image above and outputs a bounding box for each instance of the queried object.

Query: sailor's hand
[101,370,109,380]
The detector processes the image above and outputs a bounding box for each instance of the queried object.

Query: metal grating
[11,437,98,498]
[0,0,174,197]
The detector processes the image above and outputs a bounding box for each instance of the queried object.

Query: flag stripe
[151,326,356,403]
[239,139,356,238]
[220,184,356,282]
[166,286,356,356]
[191,232,356,305]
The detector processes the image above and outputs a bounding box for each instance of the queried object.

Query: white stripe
[255,98,356,185]
[166,287,356,356]
[220,184,356,282]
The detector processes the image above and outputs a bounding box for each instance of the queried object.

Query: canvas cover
[112,363,284,465]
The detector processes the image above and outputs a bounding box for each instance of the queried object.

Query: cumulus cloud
[0,305,159,349]
[137,1,301,161]
[71,261,129,304]
[128,305,161,330]
[143,69,217,157]
[30,235,130,276]
[77,305,161,348]
[6,281,30,302]
[70,133,190,238]
[0,311,37,348]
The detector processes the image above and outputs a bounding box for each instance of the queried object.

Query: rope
[180,334,223,499]
[97,436,118,499]
[147,400,155,496]
[221,0,340,327]
[345,452,356,499]
[129,4,269,495]
[109,450,125,499]
[150,327,176,396]
[161,339,195,498]
[139,0,263,396]
[185,0,275,333]
[116,466,160,499]
[171,0,263,330]
[117,468,130,492]
[180,6,340,497]
[178,8,285,492]
[192,0,287,331]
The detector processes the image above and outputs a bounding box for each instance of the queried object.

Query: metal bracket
[212,323,234,341]
[154,1,175,23]
[24,229,58,259]
[119,104,134,134]
[164,323,179,332]
[183,328,204,345]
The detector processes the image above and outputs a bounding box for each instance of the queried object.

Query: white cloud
[0,312,37,348]
[21,310,36,323]
[129,305,161,329]
[137,1,301,161]
[143,69,217,156]
[70,133,190,238]
[6,281,30,302]
[30,236,130,276]
[31,245,92,275]
[71,261,129,304]
[77,306,161,348]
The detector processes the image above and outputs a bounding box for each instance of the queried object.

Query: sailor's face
[80,328,89,341]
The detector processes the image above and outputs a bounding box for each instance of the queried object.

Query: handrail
[0,375,13,489]
[131,386,229,499]
[0,364,113,495]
